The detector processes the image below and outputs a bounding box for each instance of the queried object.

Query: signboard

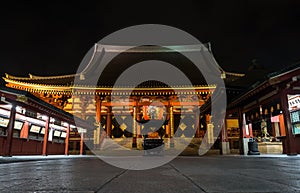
[293,123,300,135]
[207,123,214,144]
[0,117,9,127]
[69,138,81,141]
[40,127,46,134]
[271,115,280,122]
[226,119,239,128]
[25,110,37,118]
[48,128,53,141]
[69,131,76,135]
[288,94,300,111]
[30,125,41,133]
[14,121,24,130]
[61,132,67,138]
[69,131,81,141]
[0,118,24,130]
[16,95,28,103]
[77,128,87,133]
[291,111,300,123]
[53,130,61,137]
[1,96,5,102]
[143,105,165,120]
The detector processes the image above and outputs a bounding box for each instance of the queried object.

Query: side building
[227,62,300,155]
[0,87,93,156]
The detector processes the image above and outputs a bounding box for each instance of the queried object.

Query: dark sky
[0,1,299,83]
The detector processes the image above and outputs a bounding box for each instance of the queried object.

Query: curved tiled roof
[5,73,75,86]
[3,44,244,89]
[227,61,300,108]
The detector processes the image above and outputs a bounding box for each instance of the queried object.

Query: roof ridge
[5,73,31,80]
[267,61,300,78]
[225,71,245,77]
[28,73,77,80]
[5,73,77,80]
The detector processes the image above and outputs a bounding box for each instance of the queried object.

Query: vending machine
[288,94,300,135]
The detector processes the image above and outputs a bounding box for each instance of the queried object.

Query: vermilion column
[96,98,102,123]
[4,104,16,157]
[165,125,170,138]
[20,120,29,139]
[136,105,141,138]
[170,106,174,137]
[169,106,174,147]
[64,123,70,155]
[96,97,102,149]
[80,132,84,155]
[132,106,137,148]
[165,101,171,138]
[106,107,112,138]
[42,116,50,156]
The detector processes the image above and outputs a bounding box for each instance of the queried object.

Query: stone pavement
[0,154,300,192]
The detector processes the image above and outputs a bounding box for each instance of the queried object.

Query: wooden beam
[101,101,204,107]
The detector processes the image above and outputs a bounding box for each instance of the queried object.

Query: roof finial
[80,74,85,80]
[221,71,226,79]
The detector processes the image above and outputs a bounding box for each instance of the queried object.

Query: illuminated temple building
[1,44,300,155]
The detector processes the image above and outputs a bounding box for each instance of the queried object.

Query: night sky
[0,1,299,85]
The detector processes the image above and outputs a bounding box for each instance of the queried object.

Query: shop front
[0,87,92,156]
[227,65,300,155]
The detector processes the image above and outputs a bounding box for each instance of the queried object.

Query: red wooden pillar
[80,132,84,155]
[169,106,174,147]
[165,101,171,138]
[132,105,137,148]
[42,116,50,156]
[106,107,112,138]
[280,89,297,155]
[64,123,70,155]
[165,125,170,138]
[137,105,141,138]
[20,120,29,139]
[96,98,102,149]
[278,114,286,136]
[4,104,16,157]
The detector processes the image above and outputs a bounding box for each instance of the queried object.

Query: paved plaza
[0,155,300,193]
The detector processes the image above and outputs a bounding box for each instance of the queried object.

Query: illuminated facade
[3,44,245,153]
